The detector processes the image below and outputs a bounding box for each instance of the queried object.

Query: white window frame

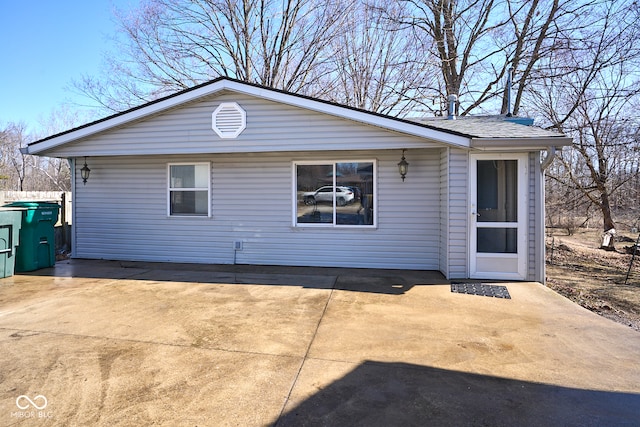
[292,159,377,228]
[167,162,211,217]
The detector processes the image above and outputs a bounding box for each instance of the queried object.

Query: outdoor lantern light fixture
[397,149,409,181]
[80,157,91,185]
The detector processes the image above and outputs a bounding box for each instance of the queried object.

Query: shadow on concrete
[275,361,640,426]
[22,259,447,295]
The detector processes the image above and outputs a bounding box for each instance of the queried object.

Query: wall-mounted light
[80,157,91,185]
[397,149,409,182]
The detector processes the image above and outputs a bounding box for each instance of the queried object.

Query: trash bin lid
[3,201,60,209]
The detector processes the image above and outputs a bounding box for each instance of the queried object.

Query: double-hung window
[294,160,376,227]
[168,163,210,216]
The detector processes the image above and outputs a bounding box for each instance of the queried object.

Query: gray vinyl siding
[53,92,440,157]
[74,149,441,270]
[445,149,468,278]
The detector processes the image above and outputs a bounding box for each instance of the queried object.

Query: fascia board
[471,136,573,149]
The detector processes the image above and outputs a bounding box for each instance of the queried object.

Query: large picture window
[168,163,210,216]
[294,161,376,227]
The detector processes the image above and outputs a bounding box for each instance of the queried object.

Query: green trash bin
[3,201,60,272]
[0,208,23,278]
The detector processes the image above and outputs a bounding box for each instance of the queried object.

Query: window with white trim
[294,161,376,227]
[168,163,211,216]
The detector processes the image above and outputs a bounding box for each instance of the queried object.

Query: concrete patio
[0,259,639,426]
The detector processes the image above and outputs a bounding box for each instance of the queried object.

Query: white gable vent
[212,102,246,138]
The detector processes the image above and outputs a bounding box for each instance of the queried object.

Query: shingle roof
[412,116,566,140]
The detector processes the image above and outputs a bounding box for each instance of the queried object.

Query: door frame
[469,152,528,280]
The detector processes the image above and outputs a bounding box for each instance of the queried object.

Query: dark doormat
[450,282,511,299]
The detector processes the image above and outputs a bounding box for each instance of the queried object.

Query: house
[25,78,572,282]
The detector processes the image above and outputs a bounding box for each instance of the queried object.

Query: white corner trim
[212,102,246,139]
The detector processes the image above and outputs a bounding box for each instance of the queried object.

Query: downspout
[540,146,557,171]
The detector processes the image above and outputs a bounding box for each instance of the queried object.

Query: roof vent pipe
[447,94,457,120]
[506,67,513,117]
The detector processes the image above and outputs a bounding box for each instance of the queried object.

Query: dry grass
[546,228,640,332]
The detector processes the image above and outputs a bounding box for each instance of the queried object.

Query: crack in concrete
[274,275,338,426]
[0,326,301,360]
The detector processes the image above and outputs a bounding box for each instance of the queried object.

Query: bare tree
[0,122,30,191]
[0,120,72,192]
[530,0,640,236]
[319,0,439,116]
[499,0,564,115]
[494,0,601,116]
[74,0,354,112]
[391,0,513,115]
[386,0,600,117]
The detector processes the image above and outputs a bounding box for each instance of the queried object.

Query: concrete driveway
[0,260,639,426]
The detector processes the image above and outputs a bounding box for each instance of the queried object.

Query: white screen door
[469,153,527,280]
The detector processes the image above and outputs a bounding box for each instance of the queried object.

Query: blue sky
[0,1,139,131]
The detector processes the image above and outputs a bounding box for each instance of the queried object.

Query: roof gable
[36,90,449,157]
[28,78,472,156]
[26,77,572,157]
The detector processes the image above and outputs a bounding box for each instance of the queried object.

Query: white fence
[0,191,72,225]
[0,191,73,253]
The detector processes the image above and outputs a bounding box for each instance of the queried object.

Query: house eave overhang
[26,78,471,156]
[470,136,573,151]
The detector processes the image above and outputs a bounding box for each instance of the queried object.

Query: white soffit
[212,102,246,138]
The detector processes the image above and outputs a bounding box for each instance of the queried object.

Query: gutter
[540,146,557,171]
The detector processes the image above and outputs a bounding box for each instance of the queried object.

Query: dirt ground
[546,228,640,332]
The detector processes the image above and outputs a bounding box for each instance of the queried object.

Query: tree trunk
[601,192,616,232]
[600,192,616,250]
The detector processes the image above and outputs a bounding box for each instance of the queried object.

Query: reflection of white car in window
[303,186,355,206]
